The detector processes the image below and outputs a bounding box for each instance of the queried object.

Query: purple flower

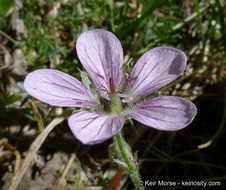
[24,29,197,145]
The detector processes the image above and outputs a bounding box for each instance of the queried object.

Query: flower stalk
[110,91,143,189]
[114,132,144,190]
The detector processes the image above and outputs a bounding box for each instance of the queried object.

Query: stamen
[122,97,134,103]
[94,72,105,80]
[120,75,138,90]
[94,69,117,94]
[106,69,111,78]
[95,85,109,93]
[94,72,111,93]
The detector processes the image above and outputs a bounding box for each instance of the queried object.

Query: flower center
[110,93,122,115]
[94,69,136,115]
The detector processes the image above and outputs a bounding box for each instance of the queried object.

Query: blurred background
[0,0,225,189]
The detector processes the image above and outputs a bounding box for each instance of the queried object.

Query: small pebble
[182,83,191,90]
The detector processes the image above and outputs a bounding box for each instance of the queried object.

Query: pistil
[110,92,122,115]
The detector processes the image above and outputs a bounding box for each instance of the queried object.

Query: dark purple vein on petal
[78,116,100,133]
[39,81,87,95]
[54,73,88,92]
[109,118,114,135]
[136,111,186,124]
[127,52,154,90]
[130,55,169,96]
[139,105,185,112]
[93,118,109,139]
[129,113,160,129]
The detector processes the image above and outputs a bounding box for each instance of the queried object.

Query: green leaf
[116,0,165,39]
[78,69,92,89]
[0,0,14,17]
[22,108,36,121]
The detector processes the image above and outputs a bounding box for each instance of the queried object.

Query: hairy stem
[115,132,144,190]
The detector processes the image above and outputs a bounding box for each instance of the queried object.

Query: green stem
[115,132,144,190]
[110,93,143,189]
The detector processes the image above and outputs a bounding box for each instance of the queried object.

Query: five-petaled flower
[24,29,197,145]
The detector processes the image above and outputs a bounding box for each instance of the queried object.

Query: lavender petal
[126,47,187,99]
[76,29,123,92]
[68,111,124,144]
[127,96,197,131]
[24,69,95,108]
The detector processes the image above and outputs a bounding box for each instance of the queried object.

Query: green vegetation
[0,0,225,189]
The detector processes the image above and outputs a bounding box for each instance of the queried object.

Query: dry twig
[8,117,64,190]
[58,153,76,185]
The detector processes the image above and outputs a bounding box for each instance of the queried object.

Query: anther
[122,97,133,103]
